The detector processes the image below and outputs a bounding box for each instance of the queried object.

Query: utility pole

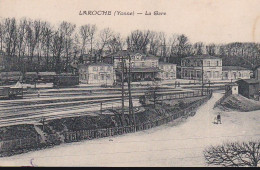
[120,55,125,126]
[100,102,102,114]
[201,59,204,95]
[127,53,136,131]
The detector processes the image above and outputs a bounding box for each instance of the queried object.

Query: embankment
[215,94,260,112]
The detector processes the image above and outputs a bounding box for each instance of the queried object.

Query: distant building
[253,65,260,80]
[158,62,177,80]
[78,63,115,85]
[236,79,260,100]
[222,66,251,80]
[181,55,222,81]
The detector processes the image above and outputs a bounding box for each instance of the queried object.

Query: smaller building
[78,63,115,85]
[222,66,251,80]
[253,65,260,80]
[158,62,177,80]
[225,82,238,95]
[236,79,260,100]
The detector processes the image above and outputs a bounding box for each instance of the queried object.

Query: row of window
[183,70,220,78]
[223,71,250,78]
[92,66,112,72]
[182,60,221,67]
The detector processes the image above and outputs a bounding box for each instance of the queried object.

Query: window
[101,74,105,80]
[94,74,98,80]
[207,61,210,66]
[151,62,155,67]
[196,70,201,78]
[107,66,112,71]
[142,62,145,67]
[171,65,174,69]
[207,71,211,78]
[106,74,111,79]
[214,71,219,78]
[238,72,242,77]
[233,72,237,79]
[100,66,104,71]
[166,73,169,78]
[216,61,219,66]
[93,67,97,71]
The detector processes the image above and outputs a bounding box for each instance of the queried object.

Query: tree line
[0,17,259,73]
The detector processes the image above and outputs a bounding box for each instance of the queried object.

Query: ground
[0,92,259,167]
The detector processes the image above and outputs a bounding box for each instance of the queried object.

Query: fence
[63,91,212,143]
[0,136,40,153]
[0,91,212,153]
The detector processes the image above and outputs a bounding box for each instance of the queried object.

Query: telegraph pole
[127,53,136,131]
[120,55,125,126]
[201,60,204,95]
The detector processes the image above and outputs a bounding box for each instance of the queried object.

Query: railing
[63,91,212,143]
[0,91,212,154]
[0,136,40,153]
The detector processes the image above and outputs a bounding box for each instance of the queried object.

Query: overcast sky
[0,0,259,44]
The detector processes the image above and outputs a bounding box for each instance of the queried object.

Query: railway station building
[181,55,222,81]
[104,50,176,82]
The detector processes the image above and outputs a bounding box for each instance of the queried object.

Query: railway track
[0,86,202,128]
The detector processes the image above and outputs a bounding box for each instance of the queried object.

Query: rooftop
[159,62,176,65]
[78,62,113,68]
[130,67,161,73]
[222,66,251,71]
[184,55,221,60]
[105,50,159,60]
[236,79,260,84]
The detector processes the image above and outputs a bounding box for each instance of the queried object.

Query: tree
[204,141,260,167]
[206,43,216,56]
[127,30,151,53]
[193,42,204,55]
[59,21,76,72]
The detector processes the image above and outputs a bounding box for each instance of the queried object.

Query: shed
[236,79,260,99]
[225,82,238,95]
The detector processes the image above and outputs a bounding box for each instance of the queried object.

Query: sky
[0,0,259,44]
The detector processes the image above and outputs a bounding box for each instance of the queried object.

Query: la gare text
[79,10,166,16]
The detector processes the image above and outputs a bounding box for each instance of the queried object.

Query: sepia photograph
[0,0,260,167]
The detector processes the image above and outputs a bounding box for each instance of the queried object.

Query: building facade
[158,62,177,80]
[222,66,251,80]
[78,63,115,85]
[181,55,222,81]
[110,51,176,82]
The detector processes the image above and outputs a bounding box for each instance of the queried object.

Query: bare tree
[193,42,204,55]
[206,43,216,56]
[204,141,260,167]
[59,21,76,72]
[127,30,151,53]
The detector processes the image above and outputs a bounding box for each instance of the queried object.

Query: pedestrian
[217,113,221,124]
[37,90,40,98]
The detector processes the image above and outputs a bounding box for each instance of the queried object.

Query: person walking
[217,113,222,124]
